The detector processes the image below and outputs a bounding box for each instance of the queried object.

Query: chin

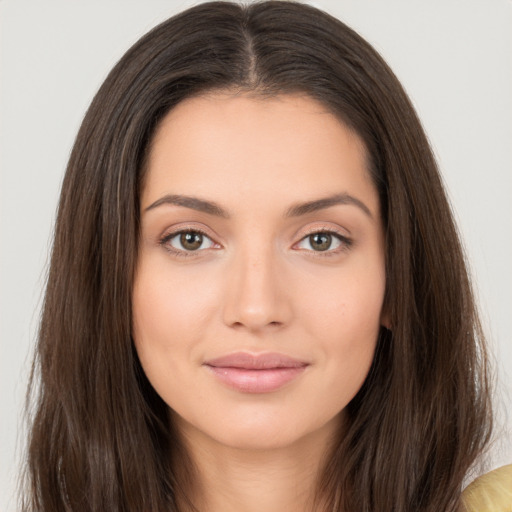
[172,406,343,454]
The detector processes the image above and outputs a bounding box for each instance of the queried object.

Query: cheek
[133,259,216,345]
[131,258,220,397]
[295,257,385,390]
[299,259,386,339]
[131,260,223,423]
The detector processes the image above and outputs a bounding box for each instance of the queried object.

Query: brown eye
[162,230,216,253]
[295,230,350,254]
[309,233,332,251]
[180,231,203,251]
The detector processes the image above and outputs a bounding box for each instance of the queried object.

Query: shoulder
[461,464,512,512]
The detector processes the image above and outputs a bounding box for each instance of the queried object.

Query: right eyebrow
[285,192,373,219]
[144,194,230,218]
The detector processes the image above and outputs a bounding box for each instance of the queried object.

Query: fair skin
[132,92,387,512]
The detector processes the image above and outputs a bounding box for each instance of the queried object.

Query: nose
[222,244,292,333]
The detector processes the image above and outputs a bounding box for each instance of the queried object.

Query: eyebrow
[285,193,372,218]
[145,194,229,218]
[144,192,372,219]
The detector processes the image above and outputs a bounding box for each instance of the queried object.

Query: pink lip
[203,352,309,393]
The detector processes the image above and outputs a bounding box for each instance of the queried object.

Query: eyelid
[298,223,350,238]
[294,223,351,243]
[159,222,220,241]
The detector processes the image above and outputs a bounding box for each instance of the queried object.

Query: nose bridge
[222,235,290,331]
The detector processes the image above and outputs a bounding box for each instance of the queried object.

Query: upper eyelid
[295,223,351,241]
[162,226,211,239]
[160,223,219,241]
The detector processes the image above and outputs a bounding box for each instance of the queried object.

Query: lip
[203,352,309,393]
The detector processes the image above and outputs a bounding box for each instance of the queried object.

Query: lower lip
[205,366,307,393]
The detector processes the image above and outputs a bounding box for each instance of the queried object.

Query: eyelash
[158,227,353,258]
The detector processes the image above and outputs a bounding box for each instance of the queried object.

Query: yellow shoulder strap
[461,464,512,512]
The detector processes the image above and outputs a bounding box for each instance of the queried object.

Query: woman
[22,1,509,511]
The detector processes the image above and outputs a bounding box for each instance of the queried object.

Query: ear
[380,306,391,330]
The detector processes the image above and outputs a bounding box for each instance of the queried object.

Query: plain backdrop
[1,1,511,510]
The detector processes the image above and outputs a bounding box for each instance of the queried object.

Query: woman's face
[133,92,387,450]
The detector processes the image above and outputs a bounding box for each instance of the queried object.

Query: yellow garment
[461,464,512,511]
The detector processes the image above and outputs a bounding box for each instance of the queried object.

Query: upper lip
[204,352,309,370]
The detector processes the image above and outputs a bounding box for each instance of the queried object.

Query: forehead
[143,92,378,217]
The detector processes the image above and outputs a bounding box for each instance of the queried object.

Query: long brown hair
[23,2,492,511]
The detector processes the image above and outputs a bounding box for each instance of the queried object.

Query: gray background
[1,1,511,510]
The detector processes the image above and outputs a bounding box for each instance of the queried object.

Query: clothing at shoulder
[461,464,512,511]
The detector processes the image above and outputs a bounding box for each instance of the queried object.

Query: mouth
[203,352,309,393]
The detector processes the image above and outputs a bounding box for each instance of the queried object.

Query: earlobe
[380,308,391,330]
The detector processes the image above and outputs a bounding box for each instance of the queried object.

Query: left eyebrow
[285,193,373,218]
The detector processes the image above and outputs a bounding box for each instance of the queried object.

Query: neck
[173,417,341,512]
